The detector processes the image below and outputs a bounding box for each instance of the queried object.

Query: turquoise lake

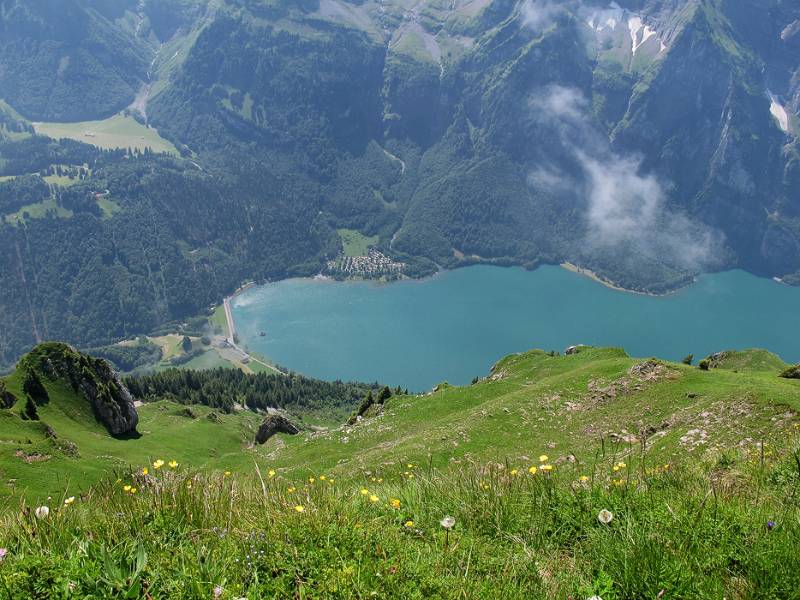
[231,266,800,391]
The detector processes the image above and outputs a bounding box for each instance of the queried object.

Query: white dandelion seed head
[440,516,456,530]
[34,506,50,519]
[597,509,614,524]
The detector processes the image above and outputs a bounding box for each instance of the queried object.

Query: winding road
[223,296,284,375]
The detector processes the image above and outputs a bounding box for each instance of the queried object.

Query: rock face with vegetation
[255,414,300,444]
[18,342,138,437]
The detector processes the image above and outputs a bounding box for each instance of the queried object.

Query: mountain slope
[1,0,799,366]
[267,345,800,476]
[0,0,152,121]
[0,344,798,597]
[2,343,798,501]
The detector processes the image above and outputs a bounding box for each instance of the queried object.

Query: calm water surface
[232,266,800,390]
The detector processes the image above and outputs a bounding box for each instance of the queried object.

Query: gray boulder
[255,414,300,444]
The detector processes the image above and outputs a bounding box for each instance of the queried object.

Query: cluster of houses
[326,248,405,278]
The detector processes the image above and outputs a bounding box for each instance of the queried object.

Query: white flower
[597,509,614,524]
[213,585,224,599]
[34,506,50,519]
[440,516,456,530]
[587,596,604,600]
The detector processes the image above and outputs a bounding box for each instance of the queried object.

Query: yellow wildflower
[224,471,231,477]
[319,475,326,481]
[308,477,315,484]
[123,485,131,492]
[407,464,414,468]
[528,466,538,475]
[369,494,379,503]
[404,520,414,528]
[142,467,148,476]
[539,455,549,463]
[287,487,296,493]
[360,488,369,495]
[510,469,519,476]
[328,479,335,484]
[390,498,401,509]
[129,488,137,494]
[617,462,626,468]
[168,460,178,469]
[579,475,590,482]
[541,464,553,472]
[294,505,305,513]
[153,459,164,470]
[64,496,75,506]
[613,466,620,472]
[370,477,377,482]
[405,474,412,480]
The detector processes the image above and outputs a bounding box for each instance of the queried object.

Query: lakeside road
[223,294,284,376]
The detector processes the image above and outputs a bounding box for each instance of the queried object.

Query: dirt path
[381,147,406,174]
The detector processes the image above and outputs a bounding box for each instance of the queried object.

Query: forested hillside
[125,367,382,419]
[1,0,799,367]
[0,134,334,368]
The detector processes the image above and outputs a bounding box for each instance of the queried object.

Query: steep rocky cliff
[18,342,139,437]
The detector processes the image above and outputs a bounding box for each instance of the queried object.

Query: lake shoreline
[558,262,695,297]
[229,265,800,389]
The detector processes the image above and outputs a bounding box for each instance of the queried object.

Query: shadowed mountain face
[0,0,798,364]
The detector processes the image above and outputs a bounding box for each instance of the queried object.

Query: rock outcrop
[255,414,300,444]
[19,342,139,437]
[780,365,800,379]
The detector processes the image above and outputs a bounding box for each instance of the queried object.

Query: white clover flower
[597,509,614,524]
[440,516,456,530]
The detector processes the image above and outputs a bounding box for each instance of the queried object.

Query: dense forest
[124,367,382,420]
[0,132,339,369]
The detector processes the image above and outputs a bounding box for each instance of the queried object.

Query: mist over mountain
[0,0,799,365]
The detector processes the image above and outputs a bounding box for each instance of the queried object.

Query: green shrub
[779,365,800,379]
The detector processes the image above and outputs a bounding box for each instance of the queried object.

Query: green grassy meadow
[0,346,799,596]
[5,199,73,223]
[180,350,235,371]
[338,229,379,257]
[33,114,178,155]
[209,305,230,337]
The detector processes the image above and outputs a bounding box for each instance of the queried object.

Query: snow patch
[586,3,667,56]
[768,91,790,133]
[628,16,659,55]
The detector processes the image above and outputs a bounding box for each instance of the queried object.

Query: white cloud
[529,84,587,122]
[521,0,567,33]
[527,85,722,270]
